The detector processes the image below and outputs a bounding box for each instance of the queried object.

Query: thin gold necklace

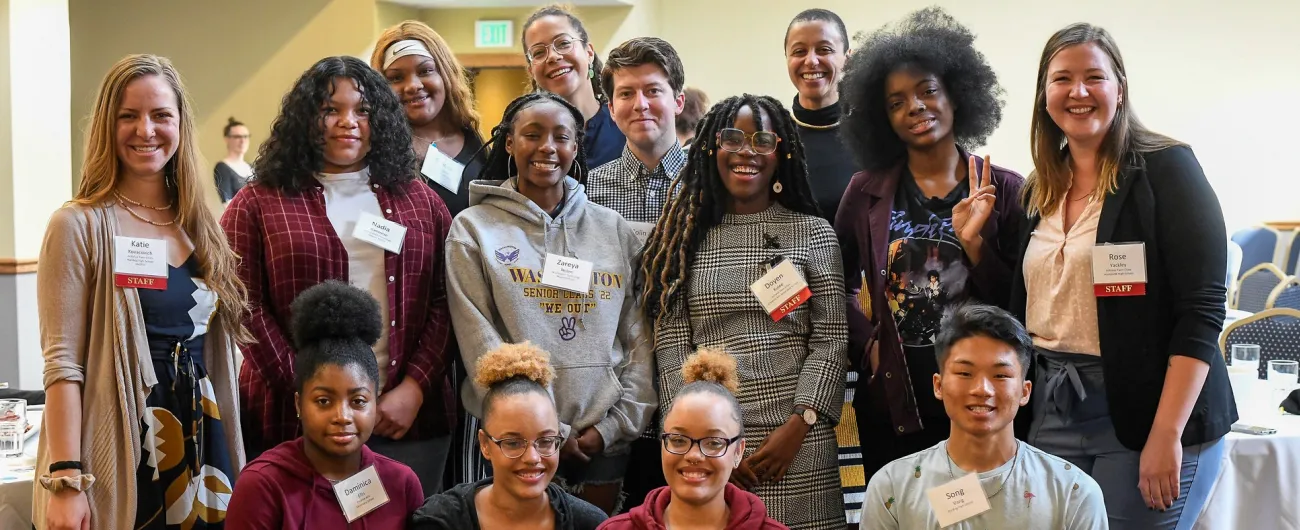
[114,191,177,226]
[790,113,840,130]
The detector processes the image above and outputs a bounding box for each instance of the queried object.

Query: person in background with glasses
[215,116,252,203]
[641,94,848,529]
[412,342,608,530]
[521,4,626,168]
[599,348,789,529]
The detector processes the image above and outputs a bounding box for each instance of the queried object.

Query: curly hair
[664,347,744,436]
[253,56,417,194]
[476,92,589,184]
[475,342,557,420]
[839,7,1004,171]
[641,94,818,325]
[289,280,382,392]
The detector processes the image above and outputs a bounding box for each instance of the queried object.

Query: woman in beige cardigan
[34,54,248,530]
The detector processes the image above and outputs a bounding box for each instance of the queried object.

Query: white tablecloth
[1194,382,1300,530]
[0,409,39,530]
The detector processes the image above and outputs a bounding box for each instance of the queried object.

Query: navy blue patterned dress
[134,255,234,529]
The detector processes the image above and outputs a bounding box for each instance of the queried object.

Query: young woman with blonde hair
[35,53,248,530]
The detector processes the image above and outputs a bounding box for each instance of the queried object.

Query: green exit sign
[475,20,513,48]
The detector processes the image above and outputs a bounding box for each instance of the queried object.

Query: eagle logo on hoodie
[495,246,520,265]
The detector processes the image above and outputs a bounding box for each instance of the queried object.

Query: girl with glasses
[641,94,848,529]
[215,116,252,203]
[600,348,788,529]
[520,4,626,168]
[226,281,424,529]
[412,342,608,530]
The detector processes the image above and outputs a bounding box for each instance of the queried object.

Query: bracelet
[39,473,95,493]
[49,460,83,473]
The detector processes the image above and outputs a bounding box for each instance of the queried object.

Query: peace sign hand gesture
[952,154,997,265]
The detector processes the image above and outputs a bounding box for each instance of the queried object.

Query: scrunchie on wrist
[38,473,95,493]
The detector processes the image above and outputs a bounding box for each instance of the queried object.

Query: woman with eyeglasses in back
[411,343,608,530]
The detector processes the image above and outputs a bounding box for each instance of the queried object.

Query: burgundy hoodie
[598,484,789,530]
[226,438,424,530]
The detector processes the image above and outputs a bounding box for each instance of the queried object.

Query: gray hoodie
[446,176,655,451]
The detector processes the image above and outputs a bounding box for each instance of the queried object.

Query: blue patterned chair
[1220,308,1300,379]
[1267,276,1300,310]
[1234,263,1287,313]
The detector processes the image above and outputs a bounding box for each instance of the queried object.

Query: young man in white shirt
[863,304,1108,530]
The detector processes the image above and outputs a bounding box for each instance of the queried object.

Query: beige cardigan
[31,202,244,530]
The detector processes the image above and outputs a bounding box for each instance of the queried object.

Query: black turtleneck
[792,96,860,225]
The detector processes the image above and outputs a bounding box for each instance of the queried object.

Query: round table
[0,409,39,530]
[1194,381,1300,529]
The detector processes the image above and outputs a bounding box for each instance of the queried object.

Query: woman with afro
[221,56,457,496]
[833,7,1025,479]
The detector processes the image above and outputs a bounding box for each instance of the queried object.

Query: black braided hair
[522,4,606,103]
[474,92,589,185]
[641,94,819,325]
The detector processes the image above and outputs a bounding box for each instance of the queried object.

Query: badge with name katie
[113,236,168,290]
[925,472,993,527]
[749,256,811,322]
[1092,242,1147,297]
[331,465,390,523]
[353,211,408,254]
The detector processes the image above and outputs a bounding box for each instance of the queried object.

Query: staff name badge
[421,143,466,193]
[331,464,390,523]
[749,257,811,322]
[540,253,594,294]
[627,221,654,247]
[113,236,168,290]
[925,472,993,527]
[353,211,407,254]
[1092,242,1147,297]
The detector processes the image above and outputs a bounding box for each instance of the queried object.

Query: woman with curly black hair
[642,94,848,529]
[221,56,457,496]
[833,7,1025,480]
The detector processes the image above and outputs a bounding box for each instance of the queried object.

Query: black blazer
[1011,145,1236,451]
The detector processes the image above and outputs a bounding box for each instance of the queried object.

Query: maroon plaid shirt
[221,179,455,453]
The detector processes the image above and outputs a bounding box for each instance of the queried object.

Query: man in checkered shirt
[587,37,689,236]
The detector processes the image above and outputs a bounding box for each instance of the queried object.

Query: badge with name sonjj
[331,464,390,523]
[113,236,168,290]
[353,211,407,254]
[925,472,993,527]
[540,253,594,294]
[749,256,811,322]
[1091,242,1147,297]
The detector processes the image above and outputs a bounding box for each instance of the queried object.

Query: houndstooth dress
[655,204,849,530]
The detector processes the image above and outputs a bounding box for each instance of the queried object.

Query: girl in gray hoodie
[446,93,656,515]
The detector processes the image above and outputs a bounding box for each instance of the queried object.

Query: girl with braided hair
[642,94,848,530]
[446,92,655,515]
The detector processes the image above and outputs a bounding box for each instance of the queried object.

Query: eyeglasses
[659,432,743,458]
[227,135,250,140]
[527,35,579,64]
[483,431,565,459]
[716,128,781,155]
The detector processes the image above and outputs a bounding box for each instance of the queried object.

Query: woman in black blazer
[1011,24,1235,530]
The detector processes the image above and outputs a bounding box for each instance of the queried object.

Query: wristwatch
[793,405,817,426]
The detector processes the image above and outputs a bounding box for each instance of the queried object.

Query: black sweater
[410,478,607,530]
[792,96,859,224]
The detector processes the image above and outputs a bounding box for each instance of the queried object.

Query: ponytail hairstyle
[289,280,382,393]
[522,4,606,103]
[475,92,590,185]
[475,342,557,421]
[665,347,744,436]
[223,116,245,137]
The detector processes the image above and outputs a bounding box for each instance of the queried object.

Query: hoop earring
[507,154,516,178]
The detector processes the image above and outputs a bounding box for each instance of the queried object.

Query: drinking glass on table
[0,398,26,457]
[1231,344,1261,376]
[1228,345,1262,419]
[1267,360,1299,408]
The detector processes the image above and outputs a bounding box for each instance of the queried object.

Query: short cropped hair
[676,86,709,137]
[934,304,1033,376]
[600,37,686,101]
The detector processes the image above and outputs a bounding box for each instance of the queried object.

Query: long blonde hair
[1024,23,1183,217]
[75,54,250,342]
[371,20,481,133]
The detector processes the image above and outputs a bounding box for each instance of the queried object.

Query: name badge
[331,465,390,523]
[353,211,407,254]
[925,472,993,527]
[113,236,168,290]
[749,256,811,322]
[421,143,465,193]
[627,221,654,247]
[1092,242,1147,297]
[540,253,594,294]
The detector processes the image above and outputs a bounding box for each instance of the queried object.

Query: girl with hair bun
[226,281,424,530]
[215,116,251,203]
[412,342,607,530]
[600,348,788,529]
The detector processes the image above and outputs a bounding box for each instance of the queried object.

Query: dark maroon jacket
[597,485,789,529]
[225,438,424,530]
[834,151,1025,434]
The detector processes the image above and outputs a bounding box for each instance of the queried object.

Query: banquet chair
[1231,226,1282,281]
[1267,277,1300,311]
[1220,308,1300,379]
[1287,230,1300,275]
[1234,263,1287,313]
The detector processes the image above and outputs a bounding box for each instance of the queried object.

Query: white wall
[653,0,1299,233]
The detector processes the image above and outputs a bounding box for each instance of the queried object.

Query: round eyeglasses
[527,35,579,64]
[716,128,781,155]
[659,432,743,458]
[483,432,565,459]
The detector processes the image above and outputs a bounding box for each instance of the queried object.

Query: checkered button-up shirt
[586,144,686,223]
[221,179,455,451]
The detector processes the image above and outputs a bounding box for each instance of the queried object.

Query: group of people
[32,4,1236,530]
